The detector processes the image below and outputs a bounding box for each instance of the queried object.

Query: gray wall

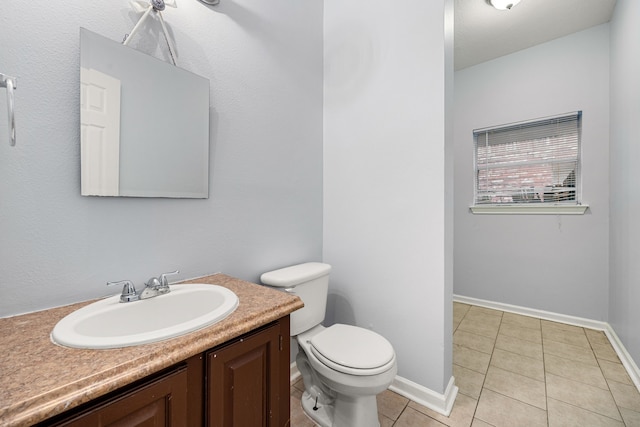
[454,25,611,321]
[323,0,454,394]
[0,0,323,316]
[609,0,640,364]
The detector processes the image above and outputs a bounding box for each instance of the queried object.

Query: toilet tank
[260,262,331,336]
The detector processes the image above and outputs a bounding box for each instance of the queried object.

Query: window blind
[473,112,581,205]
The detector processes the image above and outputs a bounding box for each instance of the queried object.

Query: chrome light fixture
[489,0,521,10]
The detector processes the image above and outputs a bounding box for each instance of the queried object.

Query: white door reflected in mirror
[80,67,121,196]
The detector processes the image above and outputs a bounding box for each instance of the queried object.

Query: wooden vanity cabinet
[40,364,192,426]
[206,318,290,427]
[37,316,291,427]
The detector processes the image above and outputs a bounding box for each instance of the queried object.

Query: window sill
[470,204,589,215]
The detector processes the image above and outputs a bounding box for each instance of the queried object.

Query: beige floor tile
[543,339,598,366]
[546,373,622,421]
[598,359,632,385]
[464,308,501,320]
[585,328,611,347]
[501,312,541,330]
[490,347,544,381]
[470,419,494,427]
[454,303,470,315]
[453,364,485,399]
[454,302,471,308]
[394,406,447,426]
[290,394,316,427]
[468,305,503,317]
[495,334,543,360]
[620,407,640,426]
[607,379,640,412]
[542,325,591,349]
[475,388,547,427]
[483,366,546,410]
[292,377,305,393]
[457,321,499,340]
[541,319,583,331]
[454,318,462,333]
[547,398,624,427]
[377,389,409,421]
[463,310,502,323]
[409,392,476,427]
[454,344,491,374]
[544,353,608,389]
[291,384,304,399]
[498,322,542,344]
[457,316,501,339]
[592,342,621,363]
[379,414,395,427]
[454,330,495,354]
[454,304,471,325]
[541,320,584,334]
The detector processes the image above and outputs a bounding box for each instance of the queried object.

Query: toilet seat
[309,324,395,376]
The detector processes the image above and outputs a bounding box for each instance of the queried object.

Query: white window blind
[473,112,581,206]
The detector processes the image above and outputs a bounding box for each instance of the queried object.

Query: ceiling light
[489,0,521,10]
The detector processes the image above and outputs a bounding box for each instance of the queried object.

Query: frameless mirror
[80,28,210,198]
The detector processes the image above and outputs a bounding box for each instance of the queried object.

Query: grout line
[456,295,640,394]
[390,394,411,426]
[467,304,495,425]
[474,305,632,426]
[588,332,627,424]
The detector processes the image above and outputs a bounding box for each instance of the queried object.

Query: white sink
[51,284,239,349]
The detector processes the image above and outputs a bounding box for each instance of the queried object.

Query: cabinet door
[47,366,188,427]
[207,323,281,427]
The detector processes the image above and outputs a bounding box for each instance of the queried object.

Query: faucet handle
[159,270,180,286]
[145,277,162,288]
[107,280,139,303]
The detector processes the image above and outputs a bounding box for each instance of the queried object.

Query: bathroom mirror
[80,28,210,198]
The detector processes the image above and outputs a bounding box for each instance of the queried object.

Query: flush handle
[0,73,17,147]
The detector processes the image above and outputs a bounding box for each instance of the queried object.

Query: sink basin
[51,284,239,349]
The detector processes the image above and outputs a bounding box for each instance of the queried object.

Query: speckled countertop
[0,274,303,427]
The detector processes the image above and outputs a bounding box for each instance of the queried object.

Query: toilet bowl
[297,324,397,427]
[261,262,397,427]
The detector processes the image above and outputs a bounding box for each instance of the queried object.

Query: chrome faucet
[107,270,179,303]
[140,270,179,299]
[106,280,140,303]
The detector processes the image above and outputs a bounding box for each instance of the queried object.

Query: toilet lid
[309,324,395,374]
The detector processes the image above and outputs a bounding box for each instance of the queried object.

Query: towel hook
[0,73,17,147]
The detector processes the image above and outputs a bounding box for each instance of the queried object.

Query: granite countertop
[0,274,303,427]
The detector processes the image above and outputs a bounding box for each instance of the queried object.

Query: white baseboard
[389,375,458,417]
[454,294,609,330]
[603,325,640,392]
[289,361,458,417]
[454,294,640,392]
[290,361,301,383]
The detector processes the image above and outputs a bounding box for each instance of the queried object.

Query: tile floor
[290,302,640,426]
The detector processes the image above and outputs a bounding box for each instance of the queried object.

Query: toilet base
[300,390,381,427]
[300,390,333,427]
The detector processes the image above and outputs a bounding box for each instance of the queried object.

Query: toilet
[261,262,397,427]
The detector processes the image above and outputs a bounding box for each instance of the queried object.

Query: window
[472,112,585,214]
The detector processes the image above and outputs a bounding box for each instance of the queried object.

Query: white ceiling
[455,0,617,70]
